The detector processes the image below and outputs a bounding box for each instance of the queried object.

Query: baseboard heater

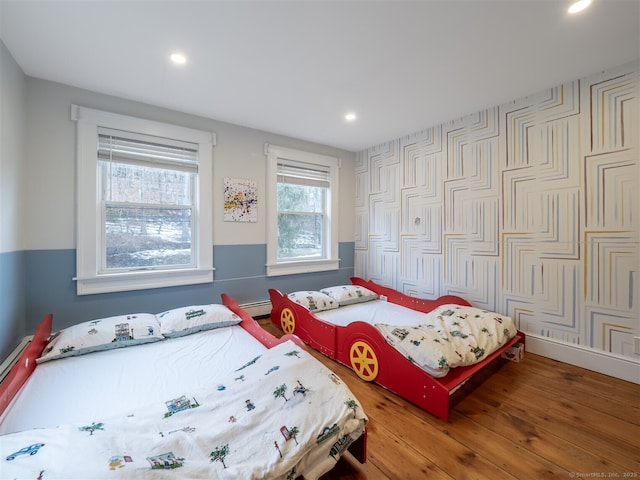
[0,336,33,384]
[240,300,273,318]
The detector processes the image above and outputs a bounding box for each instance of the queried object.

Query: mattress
[315,299,426,327]
[0,325,264,435]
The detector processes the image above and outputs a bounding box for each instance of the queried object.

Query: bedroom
[0,0,638,478]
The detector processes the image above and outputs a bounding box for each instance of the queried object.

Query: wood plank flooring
[259,320,640,480]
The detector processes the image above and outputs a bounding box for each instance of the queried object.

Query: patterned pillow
[157,304,241,338]
[320,285,379,306]
[37,313,163,363]
[287,291,338,312]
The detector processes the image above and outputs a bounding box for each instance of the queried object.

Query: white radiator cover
[239,300,272,318]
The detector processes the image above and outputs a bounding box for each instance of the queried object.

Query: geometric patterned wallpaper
[355,60,639,360]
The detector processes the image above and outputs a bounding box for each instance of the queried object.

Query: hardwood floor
[259,320,640,480]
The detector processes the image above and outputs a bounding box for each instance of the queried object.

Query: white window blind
[277,161,330,188]
[97,128,199,171]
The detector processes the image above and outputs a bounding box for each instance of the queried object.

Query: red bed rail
[0,314,53,416]
[221,293,307,351]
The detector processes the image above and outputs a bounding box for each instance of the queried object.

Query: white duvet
[375,304,517,377]
[1,340,367,480]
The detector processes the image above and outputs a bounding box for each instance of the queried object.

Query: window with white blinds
[72,105,215,295]
[265,144,340,277]
[97,129,198,273]
[276,161,330,188]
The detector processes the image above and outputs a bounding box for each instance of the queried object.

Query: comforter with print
[1,340,367,480]
[376,304,517,378]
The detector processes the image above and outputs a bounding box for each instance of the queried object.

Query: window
[72,105,214,295]
[265,144,340,276]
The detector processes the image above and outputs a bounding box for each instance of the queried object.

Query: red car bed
[269,277,525,420]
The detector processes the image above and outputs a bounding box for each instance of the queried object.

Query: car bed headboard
[221,293,306,350]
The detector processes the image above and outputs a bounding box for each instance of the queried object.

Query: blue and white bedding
[1,339,367,479]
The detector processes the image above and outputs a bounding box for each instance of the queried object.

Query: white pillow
[287,291,338,312]
[320,285,379,306]
[37,313,163,363]
[157,304,241,338]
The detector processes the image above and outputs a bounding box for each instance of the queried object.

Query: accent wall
[354,61,639,382]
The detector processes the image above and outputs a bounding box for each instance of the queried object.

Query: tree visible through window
[99,133,197,271]
[277,170,325,260]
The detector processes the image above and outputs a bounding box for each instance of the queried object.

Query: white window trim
[265,143,340,277]
[71,105,215,295]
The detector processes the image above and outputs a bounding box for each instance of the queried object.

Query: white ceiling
[1,0,638,152]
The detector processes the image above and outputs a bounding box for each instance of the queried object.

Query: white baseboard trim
[525,334,640,384]
[240,300,272,318]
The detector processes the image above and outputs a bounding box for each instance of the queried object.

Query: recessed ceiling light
[170,53,187,64]
[345,113,357,121]
[568,0,591,14]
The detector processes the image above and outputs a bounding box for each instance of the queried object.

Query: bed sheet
[315,299,426,327]
[0,326,266,435]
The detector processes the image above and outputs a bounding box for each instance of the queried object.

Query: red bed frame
[269,277,525,420]
[0,295,367,465]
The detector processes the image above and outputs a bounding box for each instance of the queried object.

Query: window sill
[74,268,214,295]
[266,259,339,277]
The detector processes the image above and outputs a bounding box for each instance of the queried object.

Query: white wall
[0,39,27,359]
[0,40,25,253]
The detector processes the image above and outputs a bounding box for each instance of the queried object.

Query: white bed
[0,326,266,435]
[0,296,368,479]
[313,298,427,327]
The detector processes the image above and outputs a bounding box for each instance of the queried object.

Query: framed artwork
[223,177,257,222]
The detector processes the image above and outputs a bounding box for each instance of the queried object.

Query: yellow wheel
[280,307,296,334]
[349,341,379,381]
